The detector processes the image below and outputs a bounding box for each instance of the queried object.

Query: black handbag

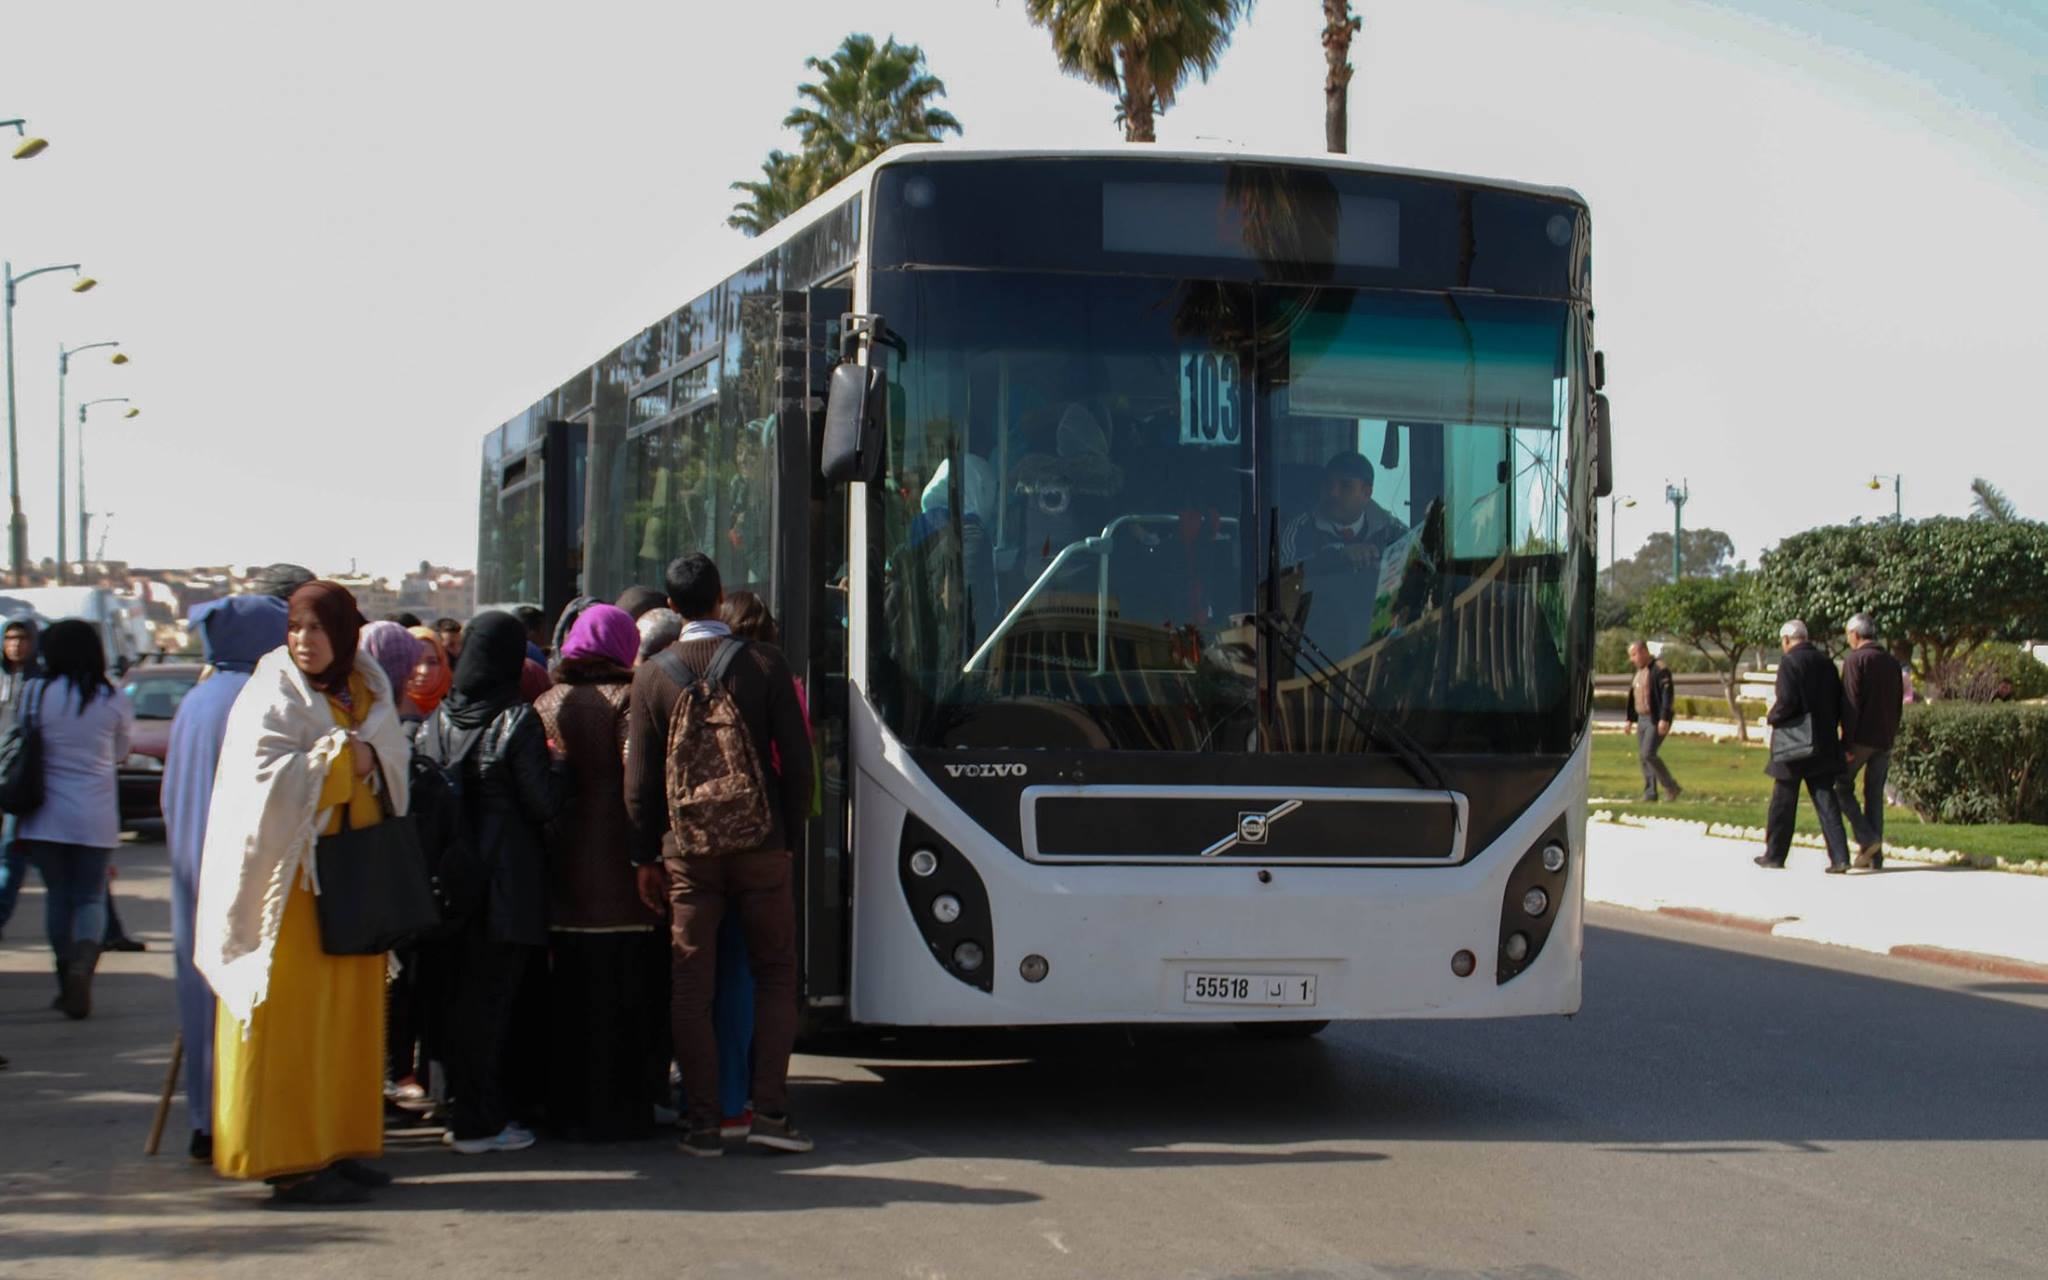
[0,678,47,816]
[1769,712,1817,765]
[314,774,443,955]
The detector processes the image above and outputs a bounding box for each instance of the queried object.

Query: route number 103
[1179,350,1241,448]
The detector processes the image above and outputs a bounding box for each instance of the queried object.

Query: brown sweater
[623,635,812,865]
[534,669,661,930]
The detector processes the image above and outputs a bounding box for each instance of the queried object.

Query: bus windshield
[870,270,1591,757]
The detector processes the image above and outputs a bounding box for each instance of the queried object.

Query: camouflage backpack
[655,638,774,856]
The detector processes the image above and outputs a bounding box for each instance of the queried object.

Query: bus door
[776,285,853,1011]
[540,416,589,619]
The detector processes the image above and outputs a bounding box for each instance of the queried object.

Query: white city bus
[478,146,1612,1033]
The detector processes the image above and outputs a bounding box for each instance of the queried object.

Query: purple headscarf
[359,621,424,704]
[562,603,639,669]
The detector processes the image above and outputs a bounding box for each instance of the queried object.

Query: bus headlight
[1020,954,1050,983]
[1498,824,1569,985]
[1521,887,1549,917]
[908,848,940,878]
[1541,843,1566,874]
[1503,933,1530,963]
[953,941,986,972]
[931,894,962,924]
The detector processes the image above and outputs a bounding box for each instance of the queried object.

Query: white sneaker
[449,1123,537,1155]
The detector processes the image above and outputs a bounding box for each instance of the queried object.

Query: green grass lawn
[1590,730,2048,865]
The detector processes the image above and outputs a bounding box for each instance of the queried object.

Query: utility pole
[1665,481,1689,581]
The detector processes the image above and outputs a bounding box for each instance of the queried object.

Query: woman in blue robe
[160,595,289,1162]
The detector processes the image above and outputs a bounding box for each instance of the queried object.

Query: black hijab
[442,610,528,729]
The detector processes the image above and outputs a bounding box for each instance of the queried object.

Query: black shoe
[746,1113,814,1154]
[1753,855,1786,869]
[0,1051,10,1070]
[188,1131,213,1164]
[1666,784,1684,801]
[1870,850,1884,870]
[678,1129,723,1158]
[1824,863,1849,875]
[105,935,147,953]
[60,941,100,1020]
[265,1168,371,1207]
[332,1158,393,1188]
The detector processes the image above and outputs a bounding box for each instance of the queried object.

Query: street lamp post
[1665,480,1690,581]
[77,398,138,577]
[57,342,125,583]
[1868,473,1902,522]
[1606,493,1637,588]
[4,261,97,584]
[2,118,49,160]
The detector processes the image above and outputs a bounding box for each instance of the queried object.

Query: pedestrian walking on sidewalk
[161,594,290,1164]
[1756,620,1854,874]
[626,553,815,1158]
[0,616,43,942]
[1834,613,1903,869]
[196,581,410,1205]
[15,620,135,1019]
[1626,641,1682,801]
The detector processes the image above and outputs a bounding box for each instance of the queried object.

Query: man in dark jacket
[1834,612,1904,868]
[1756,620,1853,873]
[625,553,813,1158]
[1625,640,1682,801]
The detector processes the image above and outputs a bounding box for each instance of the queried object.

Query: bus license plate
[1183,973,1317,1007]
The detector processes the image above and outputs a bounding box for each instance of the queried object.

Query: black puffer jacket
[417,703,565,946]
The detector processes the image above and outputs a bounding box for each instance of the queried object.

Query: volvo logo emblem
[943,763,1029,779]
[1199,799,1303,858]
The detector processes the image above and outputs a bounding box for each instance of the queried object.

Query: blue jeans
[0,814,27,937]
[21,840,112,964]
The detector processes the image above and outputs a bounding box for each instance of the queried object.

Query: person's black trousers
[1764,773,1852,868]
[546,930,666,1141]
[447,925,539,1141]
[1832,746,1891,850]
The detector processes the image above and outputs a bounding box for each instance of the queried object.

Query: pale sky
[2,0,2042,580]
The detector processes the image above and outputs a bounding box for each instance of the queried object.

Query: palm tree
[1321,2,1360,154]
[728,150,822,237]
[1021,0,1256,143]
[730,34,962,237]
[1970,476,2019,523]
[785,34,961,178]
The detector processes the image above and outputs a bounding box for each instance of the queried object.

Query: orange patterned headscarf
[405,625,452,715]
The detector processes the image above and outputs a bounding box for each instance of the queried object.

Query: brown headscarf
[288,581,366,695]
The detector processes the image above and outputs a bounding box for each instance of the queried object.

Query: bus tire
[1233,1020,1330,1039]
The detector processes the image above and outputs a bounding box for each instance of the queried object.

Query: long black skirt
[547,930,671,1142]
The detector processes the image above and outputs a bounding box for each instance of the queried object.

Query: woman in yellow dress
[195,581,412,1206]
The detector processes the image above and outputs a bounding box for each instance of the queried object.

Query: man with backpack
[625,553,813,1157]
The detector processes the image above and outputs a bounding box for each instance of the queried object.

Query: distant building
[398,563,475,620]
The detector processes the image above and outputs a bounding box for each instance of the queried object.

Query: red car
[118,663,206,831]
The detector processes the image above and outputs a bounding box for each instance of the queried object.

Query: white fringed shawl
[194,648,411,1028]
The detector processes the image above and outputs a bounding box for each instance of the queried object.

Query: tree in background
[1321,2,1361,153]
[1970,476,2019,523]
[1759,517,2048,677]
[1021,0,1256,142]
[1633,571,1772,741]
[1607,527,1737,604]
[730,34,962,237]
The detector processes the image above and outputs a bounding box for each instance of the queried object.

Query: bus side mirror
[1592,392,1615,498]
[821,362,883,485]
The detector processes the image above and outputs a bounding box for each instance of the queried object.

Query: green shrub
[1891,703,2048,824]
[1925,645,2048,702]
[1592,689,1768,722]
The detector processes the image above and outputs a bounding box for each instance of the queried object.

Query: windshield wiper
[1252,607,1453,796]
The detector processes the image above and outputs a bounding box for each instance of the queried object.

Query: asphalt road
[3,842,2045,1280]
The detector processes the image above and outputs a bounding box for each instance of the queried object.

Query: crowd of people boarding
[2,552,813,1206]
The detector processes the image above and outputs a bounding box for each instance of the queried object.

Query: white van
[0,586,145,674]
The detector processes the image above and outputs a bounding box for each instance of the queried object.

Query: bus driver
[1277,451,1407,659]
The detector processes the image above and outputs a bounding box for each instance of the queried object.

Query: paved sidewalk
[1586,818,2048,975]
